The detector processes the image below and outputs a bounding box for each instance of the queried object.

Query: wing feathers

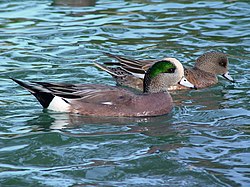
[101,53,154,78]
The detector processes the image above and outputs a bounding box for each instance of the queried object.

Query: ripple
[0,0,250,186]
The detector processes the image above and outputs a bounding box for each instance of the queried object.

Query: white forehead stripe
[163,58,184,77]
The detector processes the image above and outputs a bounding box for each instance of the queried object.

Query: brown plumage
[11,59,195,117]
[97,51,234,91]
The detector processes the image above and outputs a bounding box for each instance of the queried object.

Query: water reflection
[52,0,96,7]
[43,112,176,137]
[0,110,174,136]
[48,112,157,129]
[0,109,178,139]
[0,0,249,186]
[171,84,235,111]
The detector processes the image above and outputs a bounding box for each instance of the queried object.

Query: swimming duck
[11,58,195,117]
[96,51,234,91]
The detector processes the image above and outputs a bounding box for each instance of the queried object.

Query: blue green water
[0,0,250,186]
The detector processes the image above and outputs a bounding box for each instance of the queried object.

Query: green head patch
[143,60,176,93]
[147,60,176,78]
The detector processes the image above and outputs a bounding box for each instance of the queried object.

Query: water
[0,0,250,186]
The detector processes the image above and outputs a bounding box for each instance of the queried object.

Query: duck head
[143,58,196,93]
[195,51,235,83]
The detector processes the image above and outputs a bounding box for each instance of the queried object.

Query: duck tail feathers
[94,63,124,77]
[104,52,143,68]
[11,78,54,108]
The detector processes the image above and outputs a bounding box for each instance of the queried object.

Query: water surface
[0,0,250,186]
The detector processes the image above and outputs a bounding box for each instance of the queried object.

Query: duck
[95,51,235,91]
[11,58,196,117]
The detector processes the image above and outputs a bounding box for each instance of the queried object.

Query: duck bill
[223,72,235,83]
[178,77,197,89]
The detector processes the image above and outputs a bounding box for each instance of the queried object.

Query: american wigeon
[11,58,195,117]
[96,51,234,91]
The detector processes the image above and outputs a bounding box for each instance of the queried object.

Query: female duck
[12,58,195,117]
[97,51,234,91]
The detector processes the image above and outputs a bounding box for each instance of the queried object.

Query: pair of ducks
[12,51,234,117]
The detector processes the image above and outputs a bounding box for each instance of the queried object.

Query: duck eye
[166,68,176,73]
[219,60,227,68]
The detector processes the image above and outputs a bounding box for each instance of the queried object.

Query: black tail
[11,78,54,108]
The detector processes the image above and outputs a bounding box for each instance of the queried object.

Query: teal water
[0,0,250,186]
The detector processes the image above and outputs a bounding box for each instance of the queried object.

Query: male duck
[96,51,234,91]
[12,58,195,117]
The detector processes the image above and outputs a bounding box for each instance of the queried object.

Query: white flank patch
[48,96,70,112]
[102,101,113,105]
